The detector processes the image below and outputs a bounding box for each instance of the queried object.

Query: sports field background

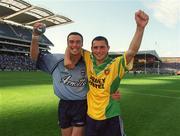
[0,71,180,136]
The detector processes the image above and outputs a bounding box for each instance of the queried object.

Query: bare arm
[126,10,149,64]
[30,23,44,61]
[64,47,75,69]
[30,35,39,61]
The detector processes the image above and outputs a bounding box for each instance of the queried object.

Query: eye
[93,46,98,49]
[69,40,81,44]
[69,40,74,44]
[100,46,105,49]
[76,41,81,44]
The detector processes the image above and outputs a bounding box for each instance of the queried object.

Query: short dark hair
[91,36,109,47]
[67,32,83,42]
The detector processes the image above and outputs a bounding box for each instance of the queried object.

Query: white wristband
[32,35,40,40]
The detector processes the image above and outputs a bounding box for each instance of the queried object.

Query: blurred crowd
[0,53,36,71]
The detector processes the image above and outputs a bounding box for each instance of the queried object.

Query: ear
[108,45,110,50]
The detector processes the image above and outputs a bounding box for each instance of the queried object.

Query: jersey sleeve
[123,52,134,71]
[36,52,64,74]
[116,53,134,79]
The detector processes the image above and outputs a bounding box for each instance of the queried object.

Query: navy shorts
[58,99,87,129]
[86,115,126,136]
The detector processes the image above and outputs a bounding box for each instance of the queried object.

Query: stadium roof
[109,50,161,62]
[0,0,73,28]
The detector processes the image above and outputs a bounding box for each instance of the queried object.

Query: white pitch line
[123,91,180,100]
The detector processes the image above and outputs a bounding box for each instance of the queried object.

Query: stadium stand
[160,57,180,75]
[0,1,179,74]
[109,50,180,75]
[0,0,73,71]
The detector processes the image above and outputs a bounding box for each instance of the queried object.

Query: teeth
[71,48,77,51]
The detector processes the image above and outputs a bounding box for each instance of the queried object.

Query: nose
[71,44,81,49]
[96,47,101,53]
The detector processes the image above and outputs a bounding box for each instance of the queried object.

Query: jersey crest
[104,68,110,75]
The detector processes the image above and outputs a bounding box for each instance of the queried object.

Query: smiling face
[67,34,83,56]
[91,40,109,65]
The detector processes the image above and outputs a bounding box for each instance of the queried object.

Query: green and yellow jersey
[82,50,133,120]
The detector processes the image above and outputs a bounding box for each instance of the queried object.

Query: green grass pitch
[0,71,180,136]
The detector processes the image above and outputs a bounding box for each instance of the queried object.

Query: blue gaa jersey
[36,52,88,100]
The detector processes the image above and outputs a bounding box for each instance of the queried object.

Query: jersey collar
[91,54,112,75]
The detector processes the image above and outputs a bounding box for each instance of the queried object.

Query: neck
[96,60,104,66]
[95,54,108,66]
[70,53,81,65]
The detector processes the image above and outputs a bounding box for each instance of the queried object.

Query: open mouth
[71,48,80,54]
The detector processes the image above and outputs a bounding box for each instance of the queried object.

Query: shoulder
[82,49,90,55]
[42,53,64,60]
[39,52,64,64]
[82,49,91,61]
[53,53,64,60]
[112,55,123,63]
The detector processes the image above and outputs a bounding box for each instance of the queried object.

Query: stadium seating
[0,53,36,71]
[0,23,19,39]
[0,22,52,71]
[0,0,73,72]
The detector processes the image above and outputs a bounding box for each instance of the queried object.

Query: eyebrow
[93,45,106,48]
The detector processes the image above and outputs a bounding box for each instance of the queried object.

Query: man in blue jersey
[30,23,120,136]
[30,25,88,136]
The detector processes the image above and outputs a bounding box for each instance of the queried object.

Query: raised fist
[32,22,46,36]
[135,10,149,28]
